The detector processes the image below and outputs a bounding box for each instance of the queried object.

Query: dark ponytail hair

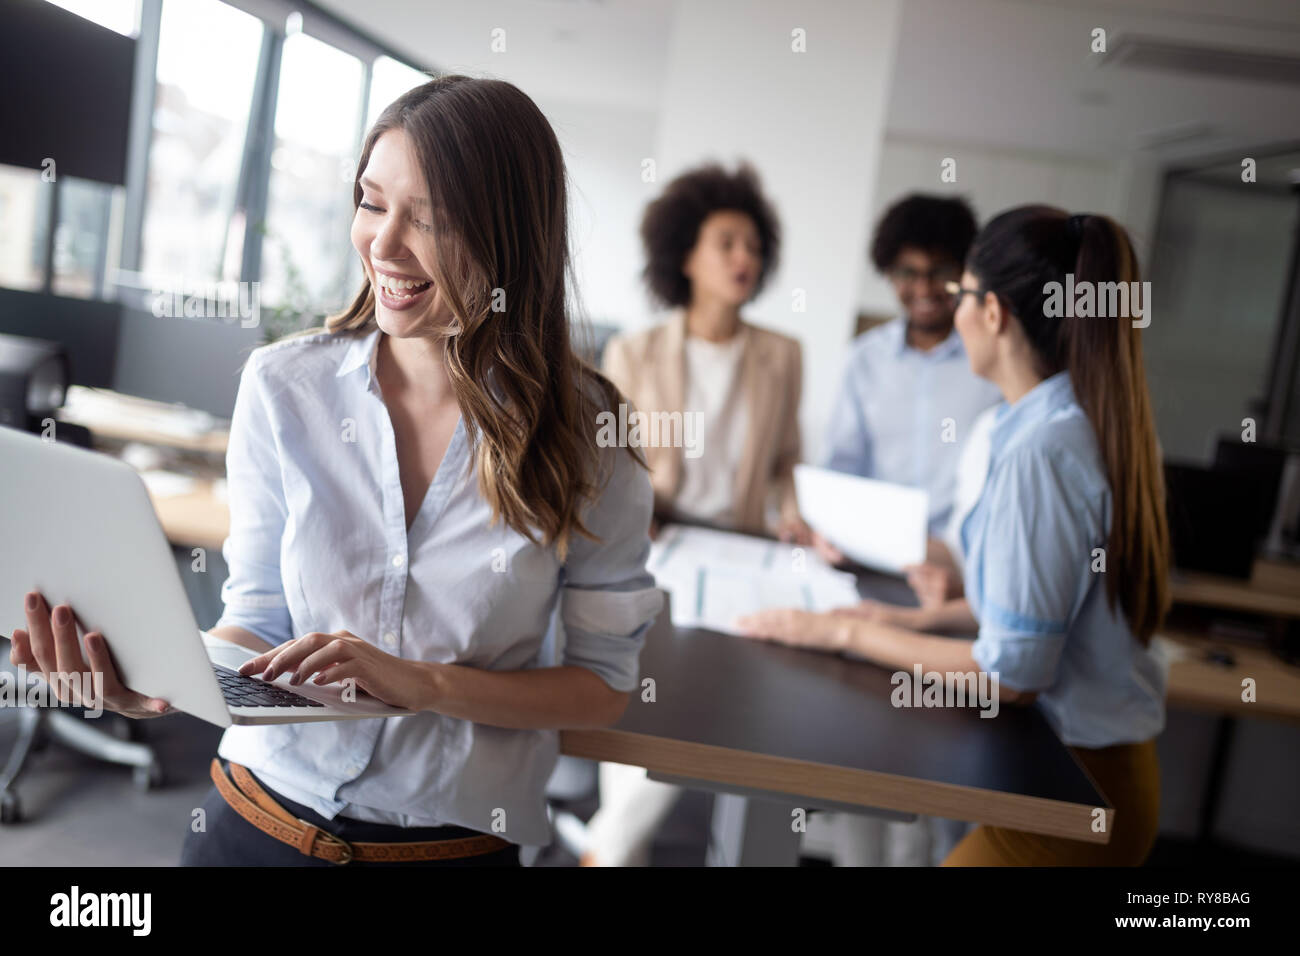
[967,205,1170,645]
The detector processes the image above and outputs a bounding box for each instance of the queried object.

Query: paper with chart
[793,464,928,573]
[646,524,861,635]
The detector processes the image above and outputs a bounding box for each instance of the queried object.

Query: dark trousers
[180,765,520,867]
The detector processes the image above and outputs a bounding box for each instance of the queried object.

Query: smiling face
[682,210,763,309]
[350,128,457,337]
[888,246,962,333]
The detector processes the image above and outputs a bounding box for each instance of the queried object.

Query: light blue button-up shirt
[960,371,1166,748]
[212,327,662,845]
[823,318,1001,534]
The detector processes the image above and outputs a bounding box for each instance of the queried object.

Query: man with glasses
[812,194,1000,868]
[820,194,1001,539]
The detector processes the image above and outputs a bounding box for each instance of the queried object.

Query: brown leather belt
[209,758,511,864]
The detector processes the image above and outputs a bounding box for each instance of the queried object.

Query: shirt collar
[989,370,1076,463]
[335,326,382,388]
[892,317,965,360]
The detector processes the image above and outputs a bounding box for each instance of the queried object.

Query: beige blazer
[602,311,802,535]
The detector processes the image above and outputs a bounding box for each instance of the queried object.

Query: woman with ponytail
[737,205,1170,866]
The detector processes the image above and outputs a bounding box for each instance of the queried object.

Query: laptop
[0,424,416,727]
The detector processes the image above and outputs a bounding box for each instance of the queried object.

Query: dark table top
[563,565,1112,843]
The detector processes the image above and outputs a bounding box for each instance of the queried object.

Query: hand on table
[734,608,848,653]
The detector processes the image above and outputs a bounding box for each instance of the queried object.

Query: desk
[1163,559,1300,842]
[1170,560,1300,619]
[145,481,229,554]
[563,573,1111,866]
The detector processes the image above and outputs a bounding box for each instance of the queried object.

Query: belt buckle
[299,819,354,864]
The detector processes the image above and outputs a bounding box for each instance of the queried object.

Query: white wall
[542,98,659,329]
[861,136,1121,315]
[651,0,902,461]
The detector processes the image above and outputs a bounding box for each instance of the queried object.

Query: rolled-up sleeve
[971,447,1091,692]
[560,443,663,693]
[212,350,294,648]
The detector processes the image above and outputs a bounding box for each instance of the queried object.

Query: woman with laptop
[736,206,1171,866]
[12,76,661,866]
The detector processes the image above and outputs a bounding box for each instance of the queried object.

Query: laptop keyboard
[214,666,326,708]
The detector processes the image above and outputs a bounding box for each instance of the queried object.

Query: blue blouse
[961,371,1166,748]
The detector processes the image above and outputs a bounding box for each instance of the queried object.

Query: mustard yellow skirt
[943,738,1160,866]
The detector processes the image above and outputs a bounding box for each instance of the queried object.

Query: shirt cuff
[559,586,664,693]
[972,630,1066,692]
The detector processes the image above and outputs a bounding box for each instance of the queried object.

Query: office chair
[0,635,163,823]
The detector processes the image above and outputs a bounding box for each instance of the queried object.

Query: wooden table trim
[562,728,1113,845]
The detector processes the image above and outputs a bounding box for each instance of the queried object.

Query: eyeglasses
[889,264,961,286]
[943,280,988,303]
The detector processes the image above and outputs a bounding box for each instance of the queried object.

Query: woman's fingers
[289,639,356,684]
[239,633,332,680]
[82,633,172,717]
[51,602,90,681]
[311,659,363,687]
[23,591,57,675]
[8,628,32,669]
[83,631,130,699]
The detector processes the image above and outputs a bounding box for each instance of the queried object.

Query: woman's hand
[810,531,846,566]
[734,608,848,653]
[237,630,437,712]
[775,515,814,546]
[830,598,931,630]
[903,561,961,609]
[9,591,175,719]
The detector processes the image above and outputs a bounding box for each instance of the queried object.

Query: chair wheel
[0,790,21,824]
[133,761,163,792]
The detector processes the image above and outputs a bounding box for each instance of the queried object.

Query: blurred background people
[818,195,1001,548]
[586,162,804,867]
[602,163,805,540]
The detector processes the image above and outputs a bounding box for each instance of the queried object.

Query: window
[0,165,50,292]
[367,55,431,130]
[259,31,365,314]
[138,0,263,289]
[43,0,140,37]
[52,177,123,299]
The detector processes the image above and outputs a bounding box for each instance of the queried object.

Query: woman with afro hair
[601,162,806,541]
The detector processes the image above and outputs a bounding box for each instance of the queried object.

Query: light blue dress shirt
[212,326,663,845]
[823,318,1001,534]
[960,371,1166,749]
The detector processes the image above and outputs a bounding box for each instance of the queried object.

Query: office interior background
[1,0,1299,866]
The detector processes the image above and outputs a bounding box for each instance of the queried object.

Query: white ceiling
[311,0,673,110]
[884,0,1300,162]
[314,0,1300,161]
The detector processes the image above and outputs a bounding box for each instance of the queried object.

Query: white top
[673,332,749,526]
[212,327,663,844]
[941,403,999,572]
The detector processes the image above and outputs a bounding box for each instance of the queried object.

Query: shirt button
[391,554,405,567]
[382,631,397,648]
[348,764,363,776]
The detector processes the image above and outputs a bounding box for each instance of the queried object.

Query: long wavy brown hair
[323,75,636,559]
